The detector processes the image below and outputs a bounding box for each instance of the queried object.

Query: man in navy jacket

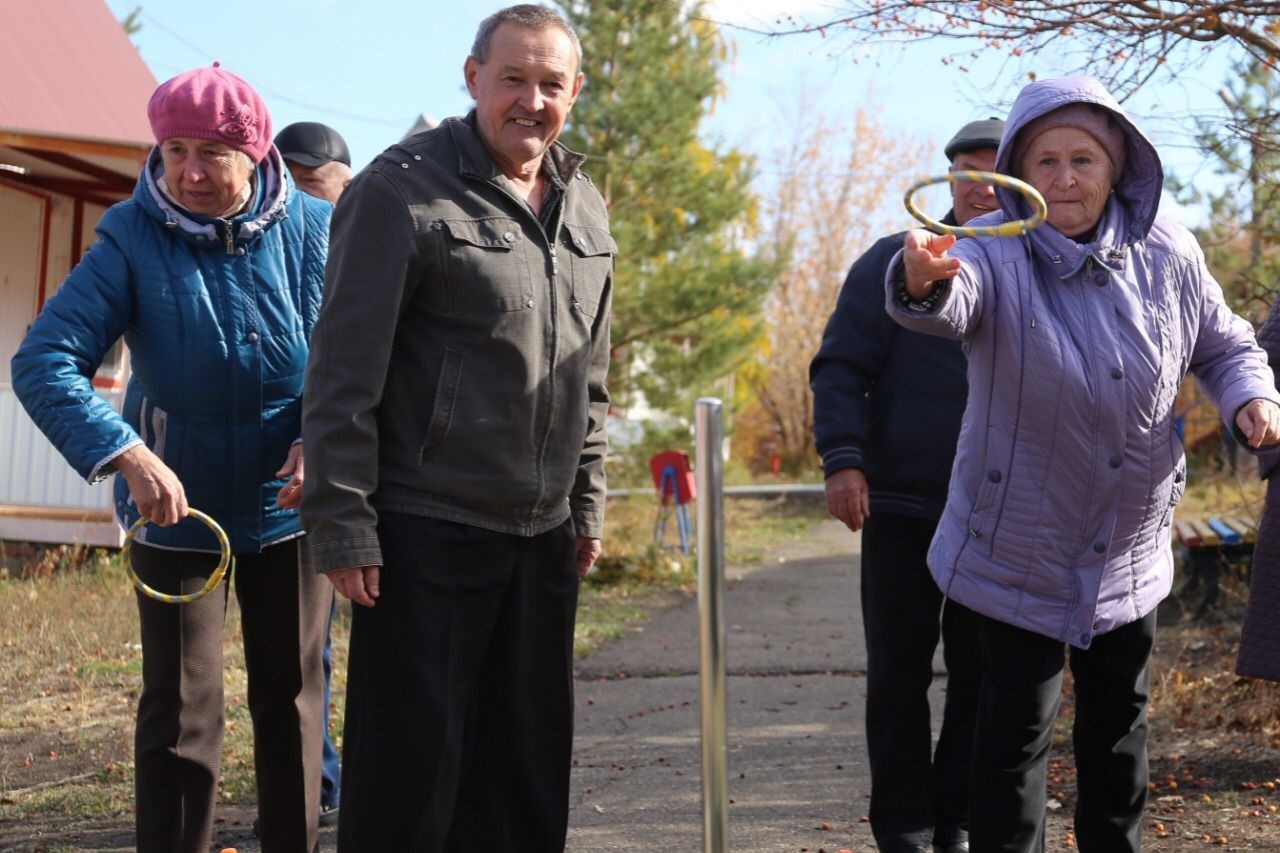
[809,117,1003,853]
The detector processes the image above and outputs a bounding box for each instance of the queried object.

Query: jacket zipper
[221,221,235,255]
[139,396,150,446]
[480,175,561,525]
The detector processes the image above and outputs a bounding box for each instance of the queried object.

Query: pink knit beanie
[1012,103,1127,184]
[147,63,273,164]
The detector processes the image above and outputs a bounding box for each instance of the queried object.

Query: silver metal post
[695,397,728,853]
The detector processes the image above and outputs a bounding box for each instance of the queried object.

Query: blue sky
[104,1,1240,228]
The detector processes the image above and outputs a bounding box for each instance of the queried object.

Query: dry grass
[0,557,317,819]
[1158,453,1280,736]
[0,556,138,735]
[0,560,145,821]
[1148,581,1280,741]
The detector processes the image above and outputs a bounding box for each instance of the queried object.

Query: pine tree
[559,0,777,417]
[1172,59,1280,315]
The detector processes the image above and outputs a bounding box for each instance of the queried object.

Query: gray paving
[568,519,954,853]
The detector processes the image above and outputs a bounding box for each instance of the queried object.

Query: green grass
[575,585,656,658]
[73,659,141,680]
[10,771,131,820]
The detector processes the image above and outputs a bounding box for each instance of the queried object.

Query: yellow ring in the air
[904,171,1048,238]
[123,508,232,604]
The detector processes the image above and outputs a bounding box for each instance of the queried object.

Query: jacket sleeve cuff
[821,446,864,478]
[884,250,966,338]
[303,536,384,573]
[1227,392,1280,451]
[87,438,144,485]
[571,507,604,540]
[891,256,950,312]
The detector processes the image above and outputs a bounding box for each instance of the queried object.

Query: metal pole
[695,397,728,853]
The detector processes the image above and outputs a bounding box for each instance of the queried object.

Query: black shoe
[935,842,969,853]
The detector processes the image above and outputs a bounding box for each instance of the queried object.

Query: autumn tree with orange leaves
[735,105,927,475]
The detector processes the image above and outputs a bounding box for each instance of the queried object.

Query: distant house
[403,113,438,139]
[0,0,156,546]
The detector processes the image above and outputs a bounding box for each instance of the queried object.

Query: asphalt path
[568,518,954,852]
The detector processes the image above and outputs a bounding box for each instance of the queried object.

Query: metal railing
[605,483,823,499]
[695,397,728,853]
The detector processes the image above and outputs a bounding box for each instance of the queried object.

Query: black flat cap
[274,122,351,167]
[945,117,1005,161]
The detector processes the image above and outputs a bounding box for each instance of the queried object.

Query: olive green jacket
[301,115,614,572]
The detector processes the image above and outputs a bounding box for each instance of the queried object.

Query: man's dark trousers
[861,513,980,850]
[337,513,579,853]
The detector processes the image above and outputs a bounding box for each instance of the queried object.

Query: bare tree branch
[702,2,1280,97]
[734,100,929,472]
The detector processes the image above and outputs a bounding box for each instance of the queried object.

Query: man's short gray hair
[471,5,582,70]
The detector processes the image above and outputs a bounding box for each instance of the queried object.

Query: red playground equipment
[649,450,696,554]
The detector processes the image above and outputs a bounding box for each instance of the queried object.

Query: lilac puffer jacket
[886,76,1279,648]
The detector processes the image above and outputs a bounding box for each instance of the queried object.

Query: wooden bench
[1173,515,1256,617]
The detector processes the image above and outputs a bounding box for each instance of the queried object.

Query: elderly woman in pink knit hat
[12,64,334,853]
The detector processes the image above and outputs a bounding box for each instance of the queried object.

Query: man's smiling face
[950,148,999,225]
[464,22,584,179]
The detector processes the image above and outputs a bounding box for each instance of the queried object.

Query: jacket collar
[135,146,292,249]
[449,111,587,186]
[1027,197,1130,280]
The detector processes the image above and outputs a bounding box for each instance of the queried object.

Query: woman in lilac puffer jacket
[889,76,1280,853]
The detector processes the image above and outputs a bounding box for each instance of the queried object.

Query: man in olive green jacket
[300,6,612,851]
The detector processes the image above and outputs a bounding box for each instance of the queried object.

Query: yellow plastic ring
[122,508,233,604]
[904,171,1048,238]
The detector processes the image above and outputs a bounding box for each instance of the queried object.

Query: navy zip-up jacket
[809,212,967,522]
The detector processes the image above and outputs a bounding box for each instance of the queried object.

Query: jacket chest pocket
[564,222,616,319]
[435,217,534,314]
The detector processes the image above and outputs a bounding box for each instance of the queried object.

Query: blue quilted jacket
[11,147,332,553]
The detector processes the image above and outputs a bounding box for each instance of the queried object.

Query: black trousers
[132,537,329,853]
[338,513,579,853]
[968,607,1155,853]
[861,513,981,850]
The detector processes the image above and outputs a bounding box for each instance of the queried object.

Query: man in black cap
[276,121,352,204]
[274,119,353,830]
[809,116,1005,853]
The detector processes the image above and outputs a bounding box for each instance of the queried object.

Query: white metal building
[0,0,156,546]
